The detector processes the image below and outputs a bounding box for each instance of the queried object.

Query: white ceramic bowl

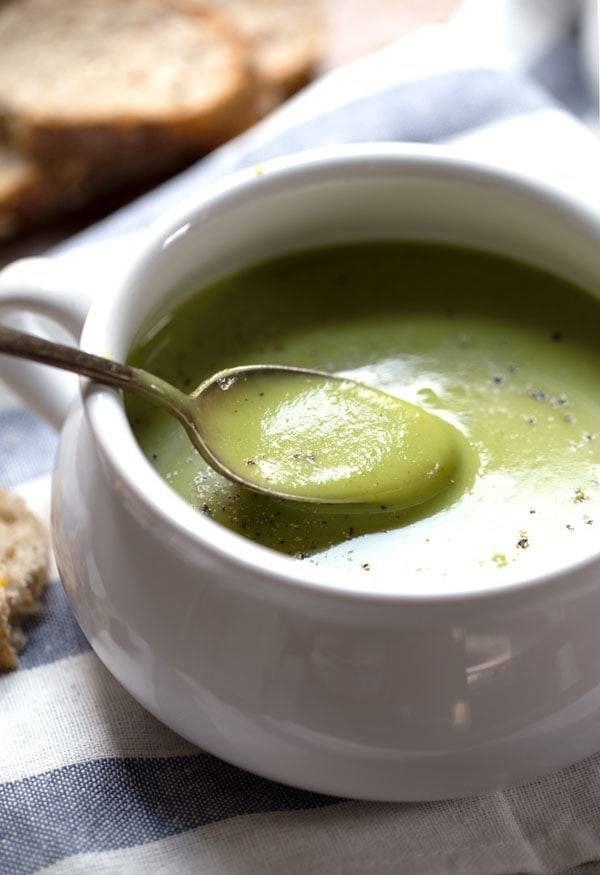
[2,144,600,801]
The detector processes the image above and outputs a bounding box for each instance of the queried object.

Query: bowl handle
[0,256,97,428]
[0,233,144,428]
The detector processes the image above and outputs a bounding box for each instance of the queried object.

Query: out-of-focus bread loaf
[0,0,321,239]
[0,0,259,179]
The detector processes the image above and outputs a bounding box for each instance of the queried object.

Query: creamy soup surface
[127,242,600,592]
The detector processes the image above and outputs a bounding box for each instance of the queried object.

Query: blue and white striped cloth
[2,2,600,872]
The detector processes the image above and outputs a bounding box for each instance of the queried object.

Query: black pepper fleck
[527,387,547,402]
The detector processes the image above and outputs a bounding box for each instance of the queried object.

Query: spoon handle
[0,323,142,388]
[0,324,185,411]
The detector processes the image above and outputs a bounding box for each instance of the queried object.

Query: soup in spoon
[193,365,466,509]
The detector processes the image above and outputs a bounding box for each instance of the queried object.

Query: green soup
[127,242,600,590]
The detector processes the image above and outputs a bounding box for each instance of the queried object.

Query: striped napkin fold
[2,2,600,873]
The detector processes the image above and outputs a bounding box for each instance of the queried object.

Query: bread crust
[0,489,49,670]
[8,72,261,183]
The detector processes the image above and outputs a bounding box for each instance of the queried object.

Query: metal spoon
[0,324,460,509]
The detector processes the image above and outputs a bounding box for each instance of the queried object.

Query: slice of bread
[179,0,322,94]
[0,489,49,670]
[0,0,260,179]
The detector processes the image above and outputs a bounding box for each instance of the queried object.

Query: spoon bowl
[188,364,464,510]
